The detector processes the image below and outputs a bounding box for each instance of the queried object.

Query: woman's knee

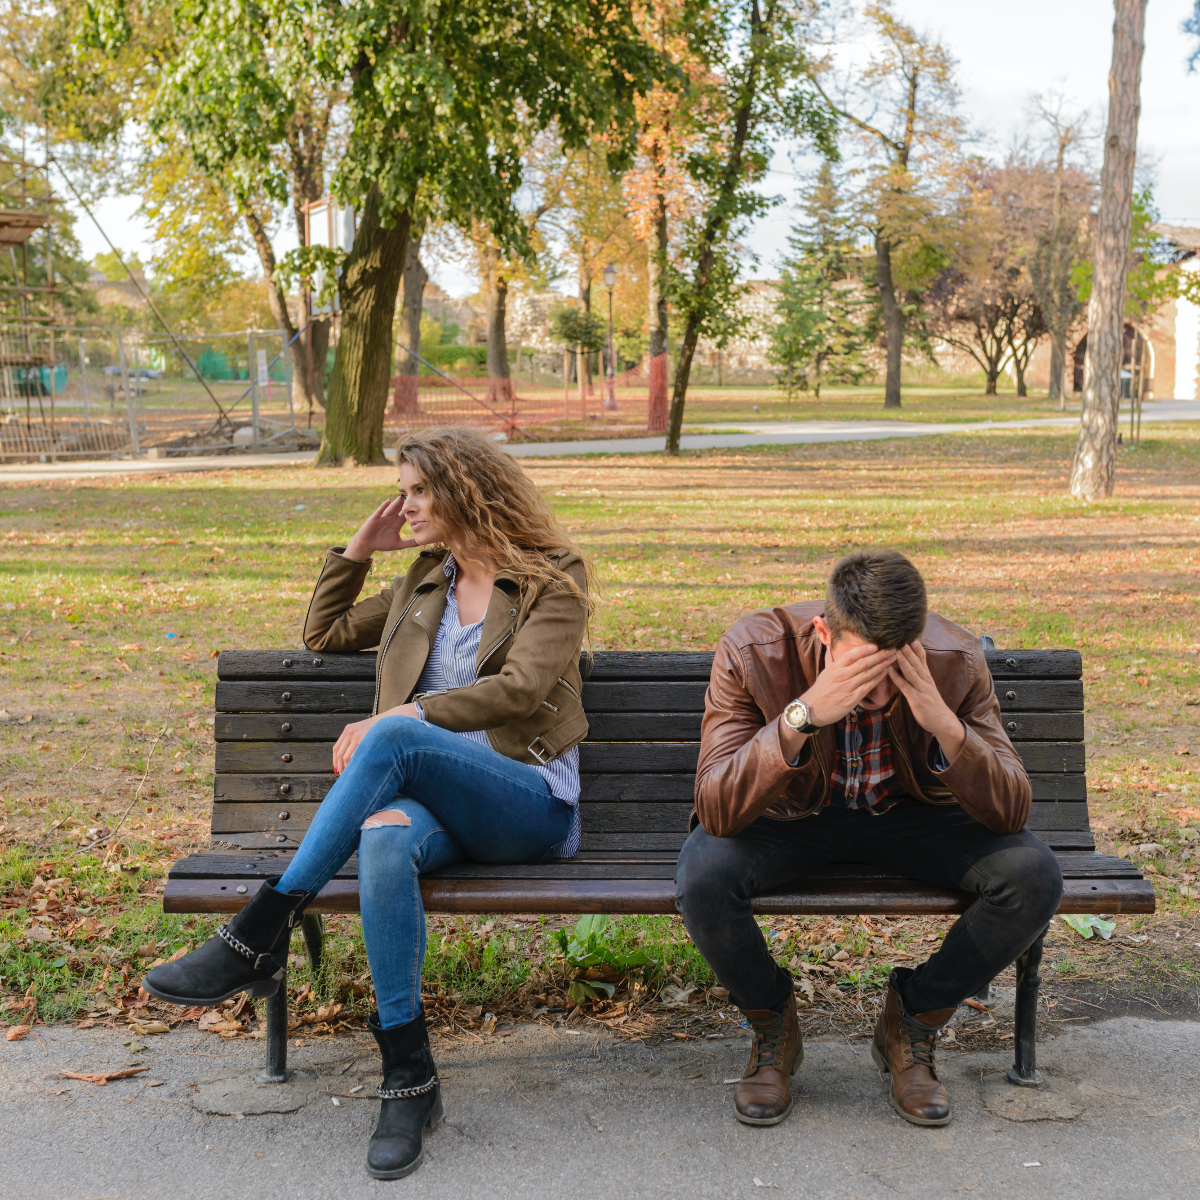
[361,713,428,755]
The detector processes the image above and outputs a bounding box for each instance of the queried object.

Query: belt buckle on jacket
[527,737,551,764]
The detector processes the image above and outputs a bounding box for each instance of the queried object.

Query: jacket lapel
[377,558,450,708]
[476,572,522,674]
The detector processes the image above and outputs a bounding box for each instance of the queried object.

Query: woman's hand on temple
[343,497,420,562]
[331,704,421,774]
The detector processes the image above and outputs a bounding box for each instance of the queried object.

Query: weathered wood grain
[216,647,1083,683]
[164,874,1154,916]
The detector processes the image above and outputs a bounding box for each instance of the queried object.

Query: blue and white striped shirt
[413,556,581,858]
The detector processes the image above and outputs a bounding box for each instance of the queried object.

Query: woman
[144,427,591,1179]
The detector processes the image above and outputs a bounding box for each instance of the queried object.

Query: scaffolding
[0,147,64,456]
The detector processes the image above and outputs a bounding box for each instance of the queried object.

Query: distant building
[85,266,150,311]
[1023,224,1200,400]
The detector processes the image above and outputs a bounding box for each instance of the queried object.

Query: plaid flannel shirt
[827,704,910,814]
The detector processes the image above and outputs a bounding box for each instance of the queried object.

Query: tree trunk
[242,204,329,415]
[665,310,702,452]
[317,188,411,466]
[1049,334,1066,407]
[875,233,904,408]
[1071,0,1146,500]
[579,263,594,395]
[664,0,766,453]
[393,223,426,417]
[482,245,513,410]
[985,370,998,396]
[647,198,669,433]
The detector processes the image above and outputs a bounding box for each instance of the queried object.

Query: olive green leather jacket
[302,547,589,765]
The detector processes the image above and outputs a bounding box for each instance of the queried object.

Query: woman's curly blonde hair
[396,426,596,621]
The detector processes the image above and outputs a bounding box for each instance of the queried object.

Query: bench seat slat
[164,874,1153,917]
[164,850,1136,884]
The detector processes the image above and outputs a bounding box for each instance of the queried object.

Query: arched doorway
[1072,325,1154,396]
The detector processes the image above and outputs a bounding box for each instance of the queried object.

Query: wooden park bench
[165,644,1154,1089]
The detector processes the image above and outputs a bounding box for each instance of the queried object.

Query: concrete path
[2,400,1198,483]
[3,1013,1197,1199]
[506,398,1200,458]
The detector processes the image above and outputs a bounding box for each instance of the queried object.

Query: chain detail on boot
[378,1077,438,1100]
[216,924,280,972]
[142,878,312,1007]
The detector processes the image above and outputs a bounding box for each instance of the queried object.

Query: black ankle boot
[366,1010,443,1180]
[142,877,313,1007]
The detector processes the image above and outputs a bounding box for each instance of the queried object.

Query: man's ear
[812,614,833,648]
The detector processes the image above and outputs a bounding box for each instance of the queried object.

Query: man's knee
[985,838,1063,922]
[675,827,752,921]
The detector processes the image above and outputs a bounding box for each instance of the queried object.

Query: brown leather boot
[871,982,955,1126]
[733,992,803,1126]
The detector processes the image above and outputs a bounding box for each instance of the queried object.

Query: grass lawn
[617,384,1085,428]
[2,424,1198,1038]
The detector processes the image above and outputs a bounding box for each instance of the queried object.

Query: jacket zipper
[475,626,514,676]
[557,675,580,699]
[372,589,426,716]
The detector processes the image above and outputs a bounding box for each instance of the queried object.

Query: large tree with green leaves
[662,0,835,454]
[807,1,963,409]
[77,0,656,464]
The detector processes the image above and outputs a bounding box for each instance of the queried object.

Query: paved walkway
[2,400,1197,482]
[507,398,1200,458]
[3,1014,1197,1199]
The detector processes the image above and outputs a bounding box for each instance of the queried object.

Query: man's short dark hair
[824,550,927,648]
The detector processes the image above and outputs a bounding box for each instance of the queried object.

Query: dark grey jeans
[674,802,1063,1017]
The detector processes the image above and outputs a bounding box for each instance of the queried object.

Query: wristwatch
[782,698,820,734]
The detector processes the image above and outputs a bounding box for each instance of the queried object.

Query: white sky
[68,0,1200,298]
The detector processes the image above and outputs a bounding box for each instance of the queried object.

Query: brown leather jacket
[694,602,1031,838]
[302,546,589,765]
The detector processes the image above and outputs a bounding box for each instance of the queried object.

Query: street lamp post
[602,262,618,413]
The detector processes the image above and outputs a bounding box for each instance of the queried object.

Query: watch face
[786,700,807,729]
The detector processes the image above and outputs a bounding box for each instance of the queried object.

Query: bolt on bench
[165,646,1154,1086]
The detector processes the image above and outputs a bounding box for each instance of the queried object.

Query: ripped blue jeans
[276,716,574,1027]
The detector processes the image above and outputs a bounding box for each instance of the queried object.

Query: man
[675,550,1062,1128]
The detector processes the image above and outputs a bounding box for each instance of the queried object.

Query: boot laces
[899,1007,939,1071]
[746,1011,789,1073]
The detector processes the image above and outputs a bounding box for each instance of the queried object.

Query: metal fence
[384,362,652,440]
[0,325,298,462]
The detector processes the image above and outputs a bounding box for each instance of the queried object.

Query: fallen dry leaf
[5,1024,32,1042]
[128,1019,170,1036]
[58,1067,149,1086]
[198,1009,244,1033]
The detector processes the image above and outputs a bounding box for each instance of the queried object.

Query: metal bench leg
[1007,928,1047,1088]
[975,980,992,1003]
[259,953,291,1084]
[301,913,324,976]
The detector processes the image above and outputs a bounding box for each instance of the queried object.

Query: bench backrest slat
[211,649,1090,854]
